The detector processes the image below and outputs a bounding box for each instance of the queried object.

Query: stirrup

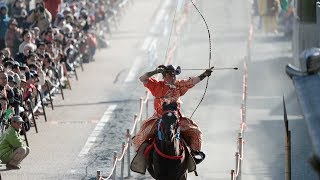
[192,151,206,164]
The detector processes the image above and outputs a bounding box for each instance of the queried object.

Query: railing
[230,61,248,180]
[96,94,150,180]
[230,5,252,179]
[21,63,70,147]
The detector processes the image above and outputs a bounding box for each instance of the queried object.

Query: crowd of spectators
[0,0,118,169]
[252,0,294,38]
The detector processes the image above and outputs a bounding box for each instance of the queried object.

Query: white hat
[11,115,24,123]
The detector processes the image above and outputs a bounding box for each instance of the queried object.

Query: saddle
[130,140,197,174]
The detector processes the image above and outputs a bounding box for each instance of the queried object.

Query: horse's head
[160,102,179,142]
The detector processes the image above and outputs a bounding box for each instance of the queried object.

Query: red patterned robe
[132,77,202,151]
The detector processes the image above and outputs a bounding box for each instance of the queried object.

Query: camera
[12,64,19,70]
[36,6,45,13]
[39,6,45,13]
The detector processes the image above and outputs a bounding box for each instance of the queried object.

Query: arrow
[182,67,238,71]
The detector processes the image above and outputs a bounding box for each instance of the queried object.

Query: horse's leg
[151,150,163,179]
[179,173,187,180]
[179,149,188,180]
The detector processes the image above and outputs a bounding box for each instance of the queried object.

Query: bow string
[189,0,213,119]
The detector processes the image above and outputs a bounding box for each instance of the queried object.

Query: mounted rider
[132,64,212,163]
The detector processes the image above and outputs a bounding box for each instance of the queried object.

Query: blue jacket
[0,13,10,39]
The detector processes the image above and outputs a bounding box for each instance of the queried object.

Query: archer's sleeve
[144,78,161,97]
[177,77,198,96]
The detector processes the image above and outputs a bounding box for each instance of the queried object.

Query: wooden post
[120,142,125,180]
[231,169,235,180]
[283,96,291,180]
[237,133,243,180]
[28,100,38,133]
[56,70,65,100]
[112,151,117,180]
[145,91,148,119]
[126,129,131,177]
[133,114,138,135]
[37,89,47,122]
[285,131,291,180]
[22,124,29,147]
[62,63,72,90]
[235,152,240,179]
[45,81,54,110]
[96,170,101,180]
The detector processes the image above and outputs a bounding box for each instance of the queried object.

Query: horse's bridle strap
[153,139,185,160]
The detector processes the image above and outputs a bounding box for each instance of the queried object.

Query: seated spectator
[1,47,12,58]
[21,71,36,102]
[0,52,5,64]
[36,41,45,55]
[0,115,30,169]
[32,27,41,45]
[18,29,36,54]
[15,43,33,64]
[28,63,45,86]
[53,13,65,28]
[25,52,37,66]
[43,28,54,44]
[44,41,56,59]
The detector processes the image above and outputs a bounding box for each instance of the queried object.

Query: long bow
[189,0,213,119]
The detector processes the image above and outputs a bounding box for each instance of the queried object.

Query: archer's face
[164,72,176,85]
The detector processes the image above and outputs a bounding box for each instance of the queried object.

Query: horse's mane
[162,102,178,112]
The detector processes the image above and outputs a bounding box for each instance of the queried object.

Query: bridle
[154,110,185,160]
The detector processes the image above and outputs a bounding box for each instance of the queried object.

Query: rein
[153,139,185,160]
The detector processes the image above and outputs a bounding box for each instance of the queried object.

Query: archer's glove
[204,68,213,77]
[199,68,213,80]
[156,65,166,74]
[155,67,165,74]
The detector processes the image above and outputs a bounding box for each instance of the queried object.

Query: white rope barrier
[97,93,150,180]
[231,10,252,179]
[231,56,248,180]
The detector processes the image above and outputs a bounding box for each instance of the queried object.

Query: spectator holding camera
[26,2,52,33]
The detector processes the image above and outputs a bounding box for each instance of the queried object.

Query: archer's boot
[191,150,206,164]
